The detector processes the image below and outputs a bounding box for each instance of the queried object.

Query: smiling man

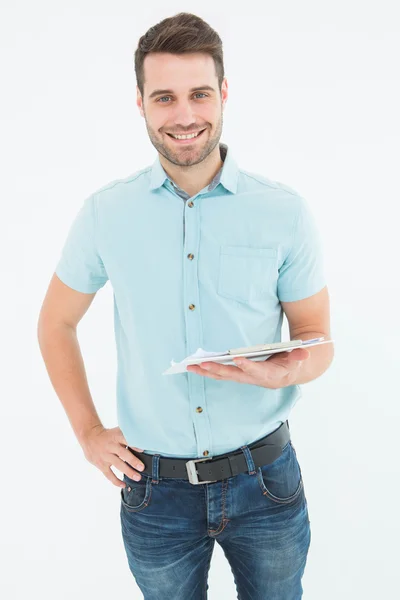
[138,52,226,197]
[38,11,334,600]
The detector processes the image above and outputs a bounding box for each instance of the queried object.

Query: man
[38,11,334,600]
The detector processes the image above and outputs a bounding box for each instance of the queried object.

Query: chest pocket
[217,245,278,303]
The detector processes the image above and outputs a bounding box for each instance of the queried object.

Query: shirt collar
[149,142,239,195]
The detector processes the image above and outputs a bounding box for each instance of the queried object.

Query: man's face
[137,52,228,167]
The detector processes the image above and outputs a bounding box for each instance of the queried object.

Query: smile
[166,128,206,143]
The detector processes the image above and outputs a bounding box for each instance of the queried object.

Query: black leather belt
[127,421,291,485]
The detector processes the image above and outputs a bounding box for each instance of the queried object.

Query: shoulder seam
[91,193,100,255]
[238,170,300,197]
[94,167,152,195]
[290,199,303,254]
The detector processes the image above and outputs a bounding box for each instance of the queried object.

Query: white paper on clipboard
[163,337,333,375]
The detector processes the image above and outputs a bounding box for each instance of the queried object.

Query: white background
[1,1,399,598]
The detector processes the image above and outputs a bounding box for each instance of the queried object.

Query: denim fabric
[120,437,311,599]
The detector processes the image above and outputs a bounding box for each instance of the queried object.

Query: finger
[232,358,268,383]
[268,349,308,363]
[114,454,144,481]
[286,348,310,361]
[124,444,144,453]
[195,363,248,381]
[187,364,224,379]
[198,361,245,377]
[233,357,263,374]
[122,446,146,473]
[198,361,255,384]
[270,351,291,359]
[103,466,126,488]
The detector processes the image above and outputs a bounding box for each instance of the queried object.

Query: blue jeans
[120,437,311,599]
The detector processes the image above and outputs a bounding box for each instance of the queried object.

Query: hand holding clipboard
[163,337,333,375]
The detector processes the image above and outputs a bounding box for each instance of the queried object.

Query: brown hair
[134,12,224,98]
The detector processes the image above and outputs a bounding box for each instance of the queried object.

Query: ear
[136,86,144,117]
[221,77,228,109]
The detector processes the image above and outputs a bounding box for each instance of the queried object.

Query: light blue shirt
[55,142,326,458]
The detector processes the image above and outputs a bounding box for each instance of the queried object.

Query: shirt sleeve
[277,196,326,302]
[55,194,109,293]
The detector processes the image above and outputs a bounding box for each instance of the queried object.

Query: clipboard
[163,337,334,375]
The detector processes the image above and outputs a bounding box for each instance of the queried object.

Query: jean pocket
[256,441,304,505]
[120,473,153,513]
[217,245,278,303]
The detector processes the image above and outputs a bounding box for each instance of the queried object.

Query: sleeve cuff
[278,281,326,302]
[55,266,106,294]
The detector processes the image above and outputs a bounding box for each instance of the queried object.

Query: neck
[159,144,223,197]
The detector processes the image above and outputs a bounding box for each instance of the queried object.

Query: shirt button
[187,253,194,260]
[196,407,203,413]
[189,304,195,310]
[188,201,194,207]
[203,450,210,457]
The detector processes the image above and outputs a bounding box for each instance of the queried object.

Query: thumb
[286,348,310,361]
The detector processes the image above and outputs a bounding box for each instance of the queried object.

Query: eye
[156,93,208,103]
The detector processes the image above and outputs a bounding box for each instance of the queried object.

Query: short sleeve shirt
[55,142,326,457]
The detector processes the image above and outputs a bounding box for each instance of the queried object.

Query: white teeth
[171,130,202,140]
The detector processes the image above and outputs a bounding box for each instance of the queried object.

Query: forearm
[288,331,334,385]
[37,321,103,446]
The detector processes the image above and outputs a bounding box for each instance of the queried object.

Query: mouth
[165,128,207,144]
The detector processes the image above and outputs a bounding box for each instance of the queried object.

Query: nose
[172,100,196,127]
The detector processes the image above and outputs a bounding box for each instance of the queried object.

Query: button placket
[184,195,211,457]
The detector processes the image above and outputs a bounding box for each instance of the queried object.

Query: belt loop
[151,454,161,484]
[241,445,257,475]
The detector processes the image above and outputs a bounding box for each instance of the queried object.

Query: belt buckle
[186,457,217,485]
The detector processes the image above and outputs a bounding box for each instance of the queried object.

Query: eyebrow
[148,85,216,99]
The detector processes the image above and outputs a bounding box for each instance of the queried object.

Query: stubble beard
[144,110,223,168]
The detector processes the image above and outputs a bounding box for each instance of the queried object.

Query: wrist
[77,422,104,447]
